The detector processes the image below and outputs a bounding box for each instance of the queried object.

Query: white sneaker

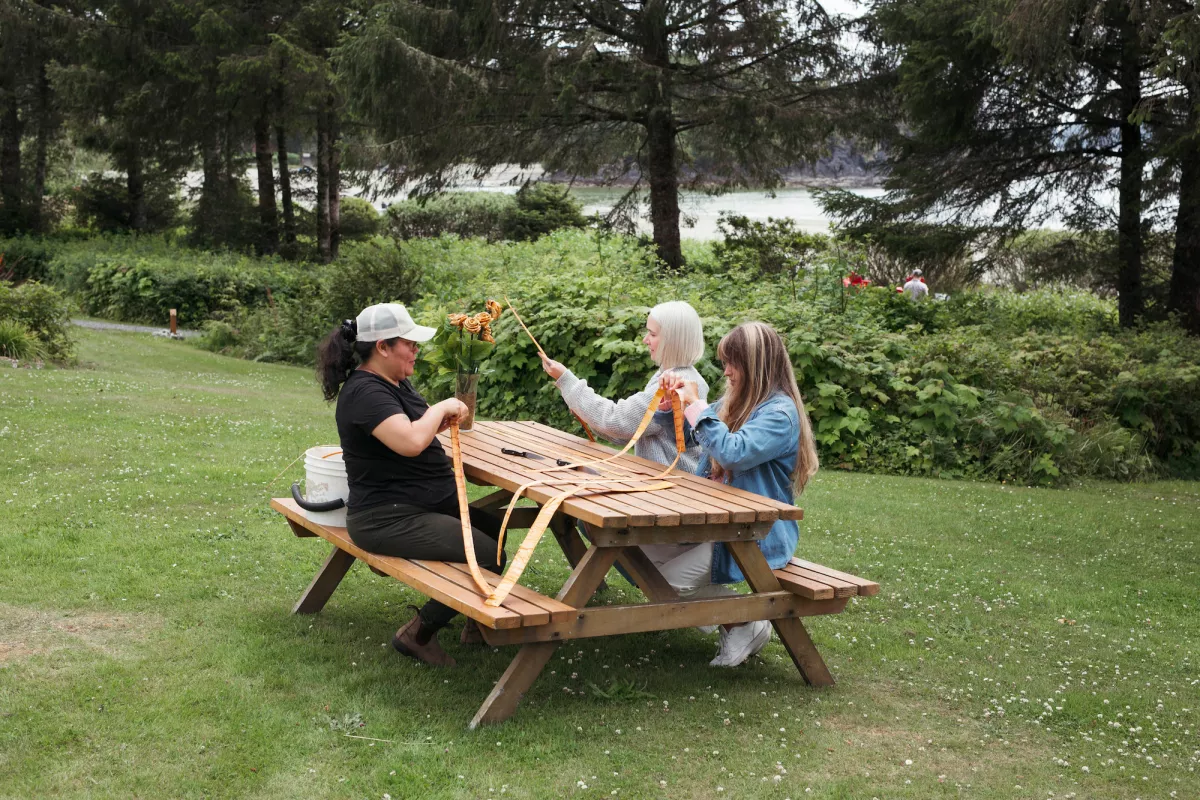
[709,620,771,667]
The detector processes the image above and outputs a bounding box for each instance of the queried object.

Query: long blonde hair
[712,322,819,494]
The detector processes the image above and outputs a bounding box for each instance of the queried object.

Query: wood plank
[481,424,690,526]
[517,421,802,522]
[455,434,663,527]
[612,545,679,602]
[789,558,881,596]
[413,560,550,626]
[272,498,523,629]
[780,563,857,599]
[287,518,318,538]
[436,437,628,528]
[481,593,849,646]
[441,562,577,624]
[772,570,835,600]
[581,520,772,547]
[727,540,835,687]
[506,422,744,524]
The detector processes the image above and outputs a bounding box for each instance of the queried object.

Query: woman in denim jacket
[660,322,819,667]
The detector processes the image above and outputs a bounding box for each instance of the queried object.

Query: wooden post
[169,309,177,335]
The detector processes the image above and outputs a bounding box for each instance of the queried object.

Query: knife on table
[501,448,601,475]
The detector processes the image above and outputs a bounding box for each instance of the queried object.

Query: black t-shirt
[335,370,455,512]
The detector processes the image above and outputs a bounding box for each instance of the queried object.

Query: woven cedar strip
[482,424,690,526]
[788,558,880,596]
[453,434,658,527]
[772,569,835,600]
[412,560,551,625]
[504,420,758,523]
[437,433,629,528]
[442,562,577,623]
[779,563,856,599]
[518,421,799,522]
[271,498,523,629]
[501,422,739,524]
[482,423,691,524]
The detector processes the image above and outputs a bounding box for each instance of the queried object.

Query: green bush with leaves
[500,183,588,241]
[338,197,382,240]
[72,172,180,233]
[386,192,514,241]
[0,237,56,282]
[0,280,75,361]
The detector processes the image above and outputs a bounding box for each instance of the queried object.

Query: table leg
[727,541,835,687]
[614,546,680,602]
[470,546,621,728]
[551,514,608,593]
[293,546,356,614]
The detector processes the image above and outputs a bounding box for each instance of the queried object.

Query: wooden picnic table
[272,420,877,727]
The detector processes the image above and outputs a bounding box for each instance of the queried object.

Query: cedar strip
[513,421,771,522]
[788,558,881,596]
[482,425,689,525]
[507,422,742,523]
[443,563,576,622]
[414,560,549,625]
[441,435,628,528]
[451,424,493,595]
[454,435,654,526]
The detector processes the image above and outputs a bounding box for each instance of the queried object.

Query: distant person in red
[843,271,870,288]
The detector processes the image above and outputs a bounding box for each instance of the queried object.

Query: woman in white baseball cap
[316,303,507,667]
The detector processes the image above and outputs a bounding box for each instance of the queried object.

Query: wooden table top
[437,420,803,530]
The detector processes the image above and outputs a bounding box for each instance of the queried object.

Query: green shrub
[386,193,514,241]
[712,214,829,283]
[0,237,55,282]
[0,320,44,361]
[0,280,75,361]
[500,183,588,241]
[338,197,382,240]
[187,177,259,252]
[325,237,423,323]
[73,172,180,233]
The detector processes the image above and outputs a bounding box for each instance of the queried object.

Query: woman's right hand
[659,373,700,407]
[540,352,566,380]
[437,398,470,428]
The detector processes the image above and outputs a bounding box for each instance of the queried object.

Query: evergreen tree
[338,0,853,270]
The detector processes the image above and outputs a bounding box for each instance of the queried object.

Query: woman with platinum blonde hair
[659,321,819,667]
[540,300,709,472]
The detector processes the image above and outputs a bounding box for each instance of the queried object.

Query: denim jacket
[686,394,800,584]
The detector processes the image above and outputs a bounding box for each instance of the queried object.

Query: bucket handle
[291,482,346,512]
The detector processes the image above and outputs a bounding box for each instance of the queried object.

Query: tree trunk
[316,109,331,263]
[328,108,341,261]
[0,92,23,235]
[1168,97,1200,334]
[641,3,681,271]
[32,63,53,233]
[127,148,147,232]
[254,112,278,256]
[1115,7,1144,327]
[276,124,295,247]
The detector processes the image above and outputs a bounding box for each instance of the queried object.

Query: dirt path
[72,318,202,339]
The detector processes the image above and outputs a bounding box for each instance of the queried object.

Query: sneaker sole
[717,623,771,667]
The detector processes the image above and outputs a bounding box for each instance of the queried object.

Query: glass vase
[455,371,480,432]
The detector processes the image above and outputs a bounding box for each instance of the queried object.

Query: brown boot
[392,616,456,668]
[460,619,484,646]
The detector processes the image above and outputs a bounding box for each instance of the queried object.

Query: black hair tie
[340,319,357,342]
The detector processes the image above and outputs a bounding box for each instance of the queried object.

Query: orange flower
[463,317,482,334]
[486,299,503,320]
[447,313,469,328]
[480,329,495,344]
[475,311,493,326]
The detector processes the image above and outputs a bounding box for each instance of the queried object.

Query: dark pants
[346,495,507,631]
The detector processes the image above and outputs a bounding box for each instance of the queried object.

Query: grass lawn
[2,329,1197,799]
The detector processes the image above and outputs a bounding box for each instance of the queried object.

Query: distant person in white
[902,269,929,301]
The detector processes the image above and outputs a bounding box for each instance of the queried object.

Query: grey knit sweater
[555,366,709,474]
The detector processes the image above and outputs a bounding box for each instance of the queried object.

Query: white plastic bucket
[300,445,349,527]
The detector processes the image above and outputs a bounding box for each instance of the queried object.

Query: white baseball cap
[355,303,437,343]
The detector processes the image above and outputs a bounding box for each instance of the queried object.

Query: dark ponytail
[316,319,403,401]
[317,319,373,401]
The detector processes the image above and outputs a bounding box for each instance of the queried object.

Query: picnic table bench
[271,420,878,727]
